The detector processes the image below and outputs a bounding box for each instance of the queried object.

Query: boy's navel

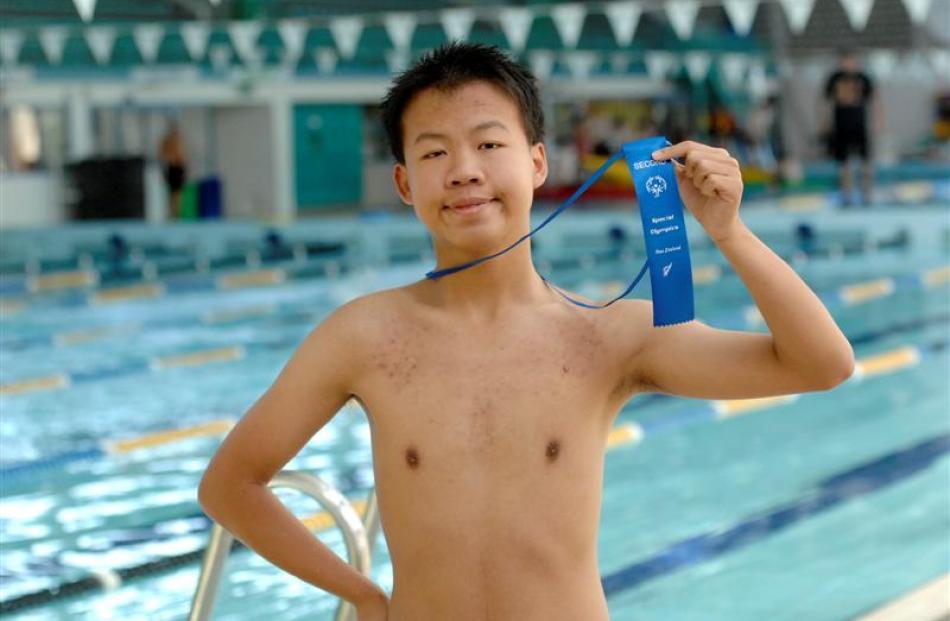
[545,439,561,462]
[405,446,420,469]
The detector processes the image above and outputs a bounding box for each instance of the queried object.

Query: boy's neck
[425,241,553,322]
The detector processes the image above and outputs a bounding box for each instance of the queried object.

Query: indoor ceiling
[1,0,582,25]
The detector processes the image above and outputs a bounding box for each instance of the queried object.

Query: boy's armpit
[201,295,377,490]
[608,299,656,401]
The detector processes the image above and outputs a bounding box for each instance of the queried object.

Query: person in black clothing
[822,50,880,206]
[159,121,188,218]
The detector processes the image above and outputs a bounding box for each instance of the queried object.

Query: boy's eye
[480,142,502,150]
[422,150,445,159]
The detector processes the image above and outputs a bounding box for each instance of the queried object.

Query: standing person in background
[159,121,187,218]
[746,95,779,173]
[822,50,881,207]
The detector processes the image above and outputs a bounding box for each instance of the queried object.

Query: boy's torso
[350,283,645,620]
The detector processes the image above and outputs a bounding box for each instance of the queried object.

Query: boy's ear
[531,142,548,190]
[392,163,413,206]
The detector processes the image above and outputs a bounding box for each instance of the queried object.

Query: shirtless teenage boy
[198,44,855,621]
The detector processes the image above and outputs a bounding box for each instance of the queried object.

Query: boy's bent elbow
[812,346,856,391]
[197,465,243,521]
[197,468,223,519]
[831,342,857,386]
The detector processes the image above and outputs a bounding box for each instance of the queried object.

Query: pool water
[1,222,948,620]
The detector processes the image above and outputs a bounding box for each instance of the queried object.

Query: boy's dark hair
[381,42,545,164]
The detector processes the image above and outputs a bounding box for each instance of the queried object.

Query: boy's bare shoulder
[603,297,685,349]
[321,282,422,336]
[555,291,652,333]
[291,284,421,390]
[610,297,653,324]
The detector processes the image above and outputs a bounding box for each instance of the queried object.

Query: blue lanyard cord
[423,136,691,320]
[426,149,626,280]
[538,258,650,310]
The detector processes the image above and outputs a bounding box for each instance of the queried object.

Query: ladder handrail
[188,470,380,621]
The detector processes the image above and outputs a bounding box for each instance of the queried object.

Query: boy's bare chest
[355,312,623,469]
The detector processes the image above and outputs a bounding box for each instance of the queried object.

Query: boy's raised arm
[197,298,387,611]
[630,142,855,400]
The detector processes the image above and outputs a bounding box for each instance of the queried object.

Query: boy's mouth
[444,197,497,215]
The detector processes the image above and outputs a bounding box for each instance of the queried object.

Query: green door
[294,104,363,209]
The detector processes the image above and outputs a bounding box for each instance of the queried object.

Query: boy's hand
[652,141,744,243]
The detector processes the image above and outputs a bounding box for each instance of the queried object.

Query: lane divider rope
[4,265,944,396]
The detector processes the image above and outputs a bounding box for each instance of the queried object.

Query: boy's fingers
[686,157,738,182]
[652,142,689,161]
[653,141,725,163]
[700,173,732,197]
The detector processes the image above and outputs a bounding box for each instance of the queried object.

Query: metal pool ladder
[188,471,381,621]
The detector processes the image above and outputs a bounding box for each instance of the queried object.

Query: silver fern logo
[645,175,667,198]
[662,262,673,277]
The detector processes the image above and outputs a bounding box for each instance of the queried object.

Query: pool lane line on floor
[3,262,946,397]
[600,431,950,598]
[4,409,948,615]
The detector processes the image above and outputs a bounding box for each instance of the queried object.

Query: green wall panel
[294,104,363,209]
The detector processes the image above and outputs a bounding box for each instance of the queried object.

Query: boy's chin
[441,226,512,255]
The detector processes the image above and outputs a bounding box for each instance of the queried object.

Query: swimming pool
[1,205,948,620]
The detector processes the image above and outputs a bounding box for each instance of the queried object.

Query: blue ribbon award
[426,136,695,327]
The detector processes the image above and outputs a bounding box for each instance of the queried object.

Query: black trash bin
[66,157,145,220]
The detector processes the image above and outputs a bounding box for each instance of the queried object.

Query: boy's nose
[450,173,482,186]
[447,155,484,186]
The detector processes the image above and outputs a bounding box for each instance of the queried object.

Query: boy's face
[393,80,547,256]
